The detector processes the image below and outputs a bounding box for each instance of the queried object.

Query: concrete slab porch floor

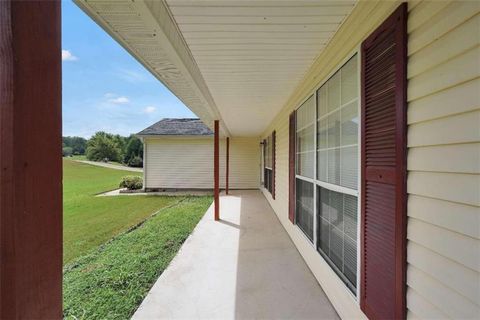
[133,190,339,319]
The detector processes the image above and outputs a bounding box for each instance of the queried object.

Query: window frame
[263,132,275,196]
[293,48,362,300]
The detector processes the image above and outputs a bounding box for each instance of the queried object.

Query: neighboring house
[4,1,479,319]
[137,118,259,190]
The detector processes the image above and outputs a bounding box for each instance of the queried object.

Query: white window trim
[293,47,362,302]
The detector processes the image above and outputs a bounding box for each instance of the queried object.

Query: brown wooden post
[226,137,230,195]
[0,1,62,318]
[214,120,220,220]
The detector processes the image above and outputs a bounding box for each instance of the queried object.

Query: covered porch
[133,190,339,319]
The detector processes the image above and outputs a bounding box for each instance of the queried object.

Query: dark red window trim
[360,3,407,320]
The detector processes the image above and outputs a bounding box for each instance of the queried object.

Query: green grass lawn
[64,196,212,319]
[64,159,177,263]
[63,159,212,318]
[69,155,87,161]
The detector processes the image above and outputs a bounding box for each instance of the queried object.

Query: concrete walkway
[133,190,339,320]
[74,160,143,172]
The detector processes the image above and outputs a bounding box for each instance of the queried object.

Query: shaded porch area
[133,190,338,319]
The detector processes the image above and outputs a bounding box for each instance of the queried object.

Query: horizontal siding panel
[408,218,480,272]
[407,0,451,33]
[408,46,480,101]
[408,1,480,54]
[408,77,480,124]
[408,14,480,78]
[408,194,480,239]
[229,137,260,189]
[255,1,480,319]
[407,143,480,174]
[407,109,480,147]
[408,241,480,303]
[407,265,480,319]
[406,287,450,320]
[407,171,480,206]
[145,138,259,189]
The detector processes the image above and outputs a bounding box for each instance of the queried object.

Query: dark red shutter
[360,3,407,320]
[271,131,276,199]
[288,111,296,223]
[263,139,266,187]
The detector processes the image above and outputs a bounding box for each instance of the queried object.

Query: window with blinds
[264,133,274,195]
[317,54,359,293]
[293,54,359,294]
[295,96,315,241]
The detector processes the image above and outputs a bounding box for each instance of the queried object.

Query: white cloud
[104,92,116,98]
[108,96,130,104]
[62,49,78,61]
[143,106,156,114]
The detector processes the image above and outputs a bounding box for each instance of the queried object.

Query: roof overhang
[75,0,357,137]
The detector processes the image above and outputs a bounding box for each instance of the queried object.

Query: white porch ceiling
[75,0,357,137]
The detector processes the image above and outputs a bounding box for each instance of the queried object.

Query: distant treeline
[63,132,143,167]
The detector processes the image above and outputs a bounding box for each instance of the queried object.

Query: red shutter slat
[360,3,407,320]
[288,111,296,223]
[272,131,276,200]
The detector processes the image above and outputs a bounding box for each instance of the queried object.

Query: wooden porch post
[0,1,62,318]
[226,137,229,195]
[214,120,220,220]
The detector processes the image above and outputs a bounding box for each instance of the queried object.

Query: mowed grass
[63,159,179,263]
[63,196,212,319]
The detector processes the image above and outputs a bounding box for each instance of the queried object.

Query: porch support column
[214,120,220,220]
[226,137,229,195]
[0,1,62,318]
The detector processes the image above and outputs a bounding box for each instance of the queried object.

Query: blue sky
[62,1,194,138]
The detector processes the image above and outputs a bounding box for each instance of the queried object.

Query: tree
[85,132,121,162]
[62,136,87,155]
[123,135,143,166]
[62,146,73,157]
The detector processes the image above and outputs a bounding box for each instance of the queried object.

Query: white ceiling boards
[75,0,357,137]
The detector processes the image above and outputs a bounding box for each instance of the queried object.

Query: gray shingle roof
[137,118,213,136]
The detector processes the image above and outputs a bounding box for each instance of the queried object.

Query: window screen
[317,56,358,190]
[296,95,315,179]
[316,54,359,293]
[295,95,315,241]
[292,55,359,293]
[296,179,314,241]
[317,187,357,292]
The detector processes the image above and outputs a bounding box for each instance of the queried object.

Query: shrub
[119,176,143,190]
[128,155,143,168]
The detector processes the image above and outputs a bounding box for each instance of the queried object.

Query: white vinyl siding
[260,1,479,319]
[144,137,259,190]
[229,137,261,189]
[406,1,480,319]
